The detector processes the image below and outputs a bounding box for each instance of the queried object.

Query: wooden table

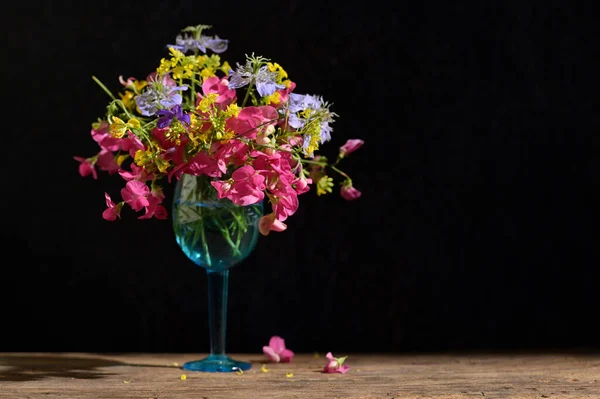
[1,352,599,398]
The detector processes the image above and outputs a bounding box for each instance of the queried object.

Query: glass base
[182,354,252,372]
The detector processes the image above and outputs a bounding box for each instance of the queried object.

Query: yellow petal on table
[286,372,294,378]
[180,374,187,380]
[261,364,269,373]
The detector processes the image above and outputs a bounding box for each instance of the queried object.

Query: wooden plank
[0,353,599,398]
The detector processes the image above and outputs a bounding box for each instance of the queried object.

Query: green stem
[92,76,116,100]
[331,165,351,180]
[214,214,241,257]
[197,210,212,267]
[241,80,254,108]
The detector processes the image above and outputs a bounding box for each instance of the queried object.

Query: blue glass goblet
[172,173,263,372]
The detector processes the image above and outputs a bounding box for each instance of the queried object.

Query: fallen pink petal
[322,352,349,374]
[262,336,294,363]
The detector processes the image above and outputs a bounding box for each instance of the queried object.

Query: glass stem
[206,270,229,357]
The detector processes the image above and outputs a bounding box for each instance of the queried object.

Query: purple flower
[228,61,285,97]
[135,76,188,116]
[168,34,228,54]
[156,105,190,128]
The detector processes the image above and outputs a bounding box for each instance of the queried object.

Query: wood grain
[0,352,599,398]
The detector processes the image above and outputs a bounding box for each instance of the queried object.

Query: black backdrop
[2,1,598,354]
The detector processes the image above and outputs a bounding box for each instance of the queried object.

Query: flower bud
[339,139,364,158]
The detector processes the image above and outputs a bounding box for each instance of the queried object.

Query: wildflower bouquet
[75,24,364,237]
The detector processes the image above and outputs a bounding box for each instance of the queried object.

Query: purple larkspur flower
[168,34,228,54]
[135,76,188,116]
[227,62,285,97]
[156,105,190,128]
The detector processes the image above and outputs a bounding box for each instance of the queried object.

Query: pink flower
[200,76,236,109]
[340,183,362,201]
[258,213,287,236]
[118,163,154,182]
[120,180,150,211]
[322,352,349,374]
[102,193,121,221]
[262,336,294,363]
[293,175,312,195]
[91,121,121,152]
[138,190,167,220]
[186,151,224,178]
[271,185,299,221]
[95,150,119,174]
[339,139,364,157]
[73,156,97,179]
[225,106,278,139]
[211,165,266,206]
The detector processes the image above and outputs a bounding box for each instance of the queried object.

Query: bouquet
[74,24,364,236]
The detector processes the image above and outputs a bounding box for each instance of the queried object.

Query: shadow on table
[0,354,126,382]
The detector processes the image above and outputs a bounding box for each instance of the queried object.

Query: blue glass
[172,173,263,372]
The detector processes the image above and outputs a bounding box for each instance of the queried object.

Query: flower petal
[279,349,294,363]
[268,336,286,354]
[262,346,280,363]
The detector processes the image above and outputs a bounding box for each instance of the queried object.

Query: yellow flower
[120,91,135,110]
[157,58,172,75]
[116,154,128,166]
[224,103,240,118]
[109,117,128,138]
[133,80,147,92]
[127,118,141,129]
[316,176,334,196]
[134,150,153,167]
[155,157,170,173]
[220,61,231,75]
[200,67,216,79]
[168,46,185,61]
[197,93,218,113]
[267,62,288,82]
[266,91,281,105]
[260,364,269,373]
[180,374,187,380]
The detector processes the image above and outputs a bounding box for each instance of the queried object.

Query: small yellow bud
[180,374,187,380]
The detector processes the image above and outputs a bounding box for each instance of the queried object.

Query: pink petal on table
[262,346,280,363]
[279,349,294,363]
[268,336,286,353]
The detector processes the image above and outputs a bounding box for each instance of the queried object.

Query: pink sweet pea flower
[118,163,154,182]
[120,180,150,211]
[258,213,287,236]
[339,139,364,158]
[271,185,299,221]
[211,165,266,206]
[95,149,119,174]
[91,121,121,152]
[293,175,312,195]
[200,76,236,109]
[322,352,349,374]
[138,190,167,220]
[186,151,224,178]
[73,156,97,179]
[340,182,362,201]
[262,336,294,363]
[102,193,122,221]
[225,106,278,139]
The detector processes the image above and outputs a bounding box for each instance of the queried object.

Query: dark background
[2,1,598,354]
